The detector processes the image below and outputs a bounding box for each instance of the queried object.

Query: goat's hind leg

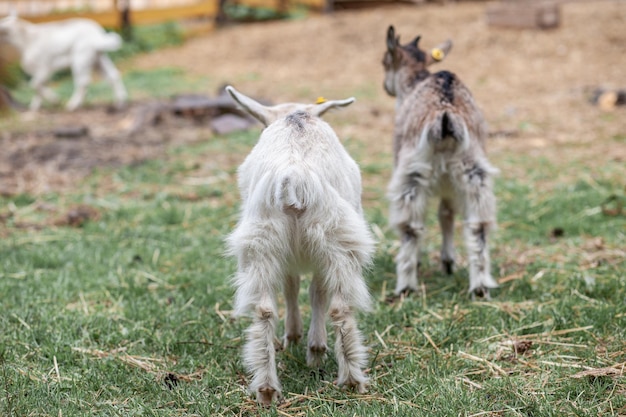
[461,164,499,298]
[242,290,282,406]
[306,275,328,368]
[232,227,286,405]
[98,54,127,108]
[463,220,497,299]
[283,274,303,349]
[438,198,456,275]
[329,293,368,393]
[389,169,429,295]
[309,221,370,392]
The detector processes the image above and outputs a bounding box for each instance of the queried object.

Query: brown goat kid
[382,26,499,299]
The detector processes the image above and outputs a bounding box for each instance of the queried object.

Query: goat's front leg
[66,81,89,111]
[329,294,368,393]
[283,274,302,349]
[67,52,96,111]
[243,293,282,406]
[438,198,456,274]
[461,163,499,298]
[389,170,429,295]
[306,275,328,367]
[29,69,57,111]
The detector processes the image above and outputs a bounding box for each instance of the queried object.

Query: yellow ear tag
[315,97,327,104]
[431,48,444,61]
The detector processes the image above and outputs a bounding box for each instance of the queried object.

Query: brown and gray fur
[382,25,498,298]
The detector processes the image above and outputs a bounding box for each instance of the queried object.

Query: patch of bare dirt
[0,103,218,195]
[1,1,625,196]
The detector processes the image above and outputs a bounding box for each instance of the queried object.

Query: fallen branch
[571,362,625,379]
[457,350,509,377]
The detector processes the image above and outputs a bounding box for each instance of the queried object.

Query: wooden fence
[2,0,219,29]
[0,0,326,29]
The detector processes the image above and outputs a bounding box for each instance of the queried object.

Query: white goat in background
[0,12,127,111]
[225,86,374,405]
[382,26,499,298]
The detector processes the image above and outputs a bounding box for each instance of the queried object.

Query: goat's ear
[225,85,274,127]
[0,9,16,24]
[311,97,355,117]
[410,35,421,47]
[427,39,453,66]
[386,26,399,53]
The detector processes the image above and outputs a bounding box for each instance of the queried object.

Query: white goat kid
[0,13,127,111]
[382,26,499,299]
[225,86,374,406]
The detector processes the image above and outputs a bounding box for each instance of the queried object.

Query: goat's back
[238,110,363,217]
[24,18,121,56]
[394,70,487,159]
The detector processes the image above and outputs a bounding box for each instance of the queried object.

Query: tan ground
[1,0,625,196]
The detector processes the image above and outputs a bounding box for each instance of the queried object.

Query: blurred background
[0,2,624,415]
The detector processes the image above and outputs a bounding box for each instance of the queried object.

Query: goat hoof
[386,286,418,304]
[335,376,368,394]
[399,286,418,297]
[309,344,327,354]
[286,332,302,344]
[307,344,328,367]
[442,259,454,275]
[283,332,302,349]
[471,286,491,300]
[257,385,282,407]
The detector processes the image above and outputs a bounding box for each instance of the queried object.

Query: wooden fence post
[115,0,133,40]
[486,0,560,30]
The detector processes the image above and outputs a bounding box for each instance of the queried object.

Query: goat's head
[382,25,453,97]
[225,85,354,127]
[0,10,19,41]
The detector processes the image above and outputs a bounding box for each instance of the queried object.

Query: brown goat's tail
[421,111,470,151]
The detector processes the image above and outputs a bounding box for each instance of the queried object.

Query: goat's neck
[395,68,430,106]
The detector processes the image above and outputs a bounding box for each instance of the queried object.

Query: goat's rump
[397,73,486,156]
[248,167,331,215]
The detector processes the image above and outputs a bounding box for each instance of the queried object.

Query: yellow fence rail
[1,0,326,30]
[15,1,218,29]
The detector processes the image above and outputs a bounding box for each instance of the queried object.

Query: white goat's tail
[274,167,325,214]
[244,167,326,215]
[419,110,470,152]
[93,32,123,52]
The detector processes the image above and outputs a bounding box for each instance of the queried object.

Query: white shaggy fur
[0,12,127,111]
[382,26,499,298]
[225,86,374,405]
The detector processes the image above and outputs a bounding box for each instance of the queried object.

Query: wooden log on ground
[591,88,626,111]
[171,94,241,119]
[210,113,257,135]
[125,90,266,136]
[53,126,91,139]
[486,1,560,29]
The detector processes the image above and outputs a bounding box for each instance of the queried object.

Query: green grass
[10,66,208,108]
[1,130,625,416]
